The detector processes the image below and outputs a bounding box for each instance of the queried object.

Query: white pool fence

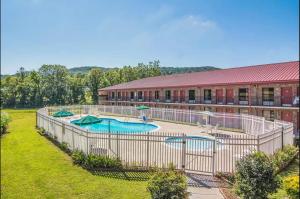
[36,105,294,174]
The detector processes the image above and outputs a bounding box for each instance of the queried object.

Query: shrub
[0,111,11,135]
[84,154,122,170]
[37,127,46,135]
[60,142,71,154]
[215,172,235,184]
[71,150,86,165]
[283,176,299,199]
[235,151,280,199]
[71,150,122,170]
[147,170,188,199]
[272,145,298,172]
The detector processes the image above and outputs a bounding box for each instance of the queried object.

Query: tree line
[1,60,161,108]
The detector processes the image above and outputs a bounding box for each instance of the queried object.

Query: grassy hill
[68,66,220,75]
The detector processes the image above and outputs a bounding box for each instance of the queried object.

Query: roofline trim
[99,79,299,91]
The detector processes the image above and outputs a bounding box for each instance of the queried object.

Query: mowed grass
[1,109,150,199]
[269,156,299,199]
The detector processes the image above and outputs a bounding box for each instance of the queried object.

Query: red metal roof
[100,61,299,91]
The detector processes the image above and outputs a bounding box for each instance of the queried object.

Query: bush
[71,150,122,170]
[215,172,235,184]
[59,142,71,154]
[0,111,11,135]
[272,145,298,172]
[235,151,280,199]
[84,154,122,170]
[283,176,299,199]
[147,170,188,199]
[36,127,46,135]
[71,150,86,165]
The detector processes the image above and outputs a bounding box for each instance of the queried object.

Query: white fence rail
[37,105,294,174]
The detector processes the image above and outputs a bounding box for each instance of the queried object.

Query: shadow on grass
[91,170,152,181]
[38,129,152,181]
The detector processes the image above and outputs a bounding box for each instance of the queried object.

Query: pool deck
[63,113,242,137]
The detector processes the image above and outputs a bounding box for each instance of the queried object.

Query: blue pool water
[165,136,219,150]
[71,118,158,134]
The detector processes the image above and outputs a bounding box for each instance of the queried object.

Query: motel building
[98,61,300,134]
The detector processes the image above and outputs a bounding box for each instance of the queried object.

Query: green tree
[28,71,43,107]
[16,67,31,107]
[39,64,69,105]
[86,68,102,104]
[67,74,86,104]
[1,76,17,107]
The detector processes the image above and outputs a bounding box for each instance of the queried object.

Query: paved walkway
[187,174,224,199]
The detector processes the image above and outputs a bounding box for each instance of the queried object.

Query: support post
[251,115,254,134]
[108,120,111,149]
[212,138,216,175]
[62,123,65,143]
[116,132,120,158]
[36,112,38,128]
[257,135,260,152]
[86,131,89,155]
[262,117,265,134]
[146,132,150,169]
[281,126,284,149]
[72,128,75,150]
[181,134,186,170]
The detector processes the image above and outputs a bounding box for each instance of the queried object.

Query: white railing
[37,105,294,174]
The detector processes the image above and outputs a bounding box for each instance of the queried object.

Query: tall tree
[29,71,43,107]
[67,74,85,104]
[39,64,69,105]
[16,67,31,107]
[86,68,102,104]
[1,76,17,107]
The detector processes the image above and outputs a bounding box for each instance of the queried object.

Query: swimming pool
[71,118,158,134]
[165,136,220,151]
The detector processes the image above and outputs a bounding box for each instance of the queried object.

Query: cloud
[160,15,217,35]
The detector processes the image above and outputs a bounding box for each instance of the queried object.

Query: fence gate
[184,136,215,174]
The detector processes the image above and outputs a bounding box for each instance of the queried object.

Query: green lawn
[1,109,150,199]
[269,156,299,199]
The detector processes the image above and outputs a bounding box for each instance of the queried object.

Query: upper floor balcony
[106,95,299,108]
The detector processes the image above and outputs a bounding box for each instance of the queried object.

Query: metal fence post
[36,112,38,127]
[62,123,65,143]
[212,138,216,175]
[257,135,260,152]
[281,126,284,149]
[181,134,186,170]
[251,115,254,134]
[262,118,265,134]
[72,128,75,150]
[86,131,89,155]
[147,132,150,168]
[117,132,120,158]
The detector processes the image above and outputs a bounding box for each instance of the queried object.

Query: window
[117,92,121,99]
[239,88,248,101]
[130,92,135,99]
[204,89,212,101]
[112,92,115,99]
[138,91,143,99]
[155,91,160,100]
[262,88,274,101]
[188,90,195,101]
[263,110,275,121]
[165,90,171,100]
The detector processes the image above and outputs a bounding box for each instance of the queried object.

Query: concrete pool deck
[63,113,243,137]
